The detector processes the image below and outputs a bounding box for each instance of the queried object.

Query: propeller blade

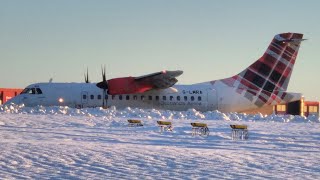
[96,65,108,89]
[96,65,108,108]
[102,65,106,82]
[102,89,105,107]
[84,67,90,83]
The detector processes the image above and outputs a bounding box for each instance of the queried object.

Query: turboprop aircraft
[5,32,305,113]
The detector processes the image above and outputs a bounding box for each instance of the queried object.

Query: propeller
[96,66,108,108]
[84,67,90,83]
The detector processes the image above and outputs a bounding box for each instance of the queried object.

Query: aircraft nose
[4,96,21,106]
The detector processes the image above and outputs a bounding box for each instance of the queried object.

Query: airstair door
[81,91,88,107]
[207,89,218,111]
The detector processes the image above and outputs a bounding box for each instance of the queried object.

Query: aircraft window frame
[155,96,159,101]
[97,95,102,100]
[112,95,115,100]
[119,95,123,100]
[148,96,152,100]
[133,95,137,100]
[184,96,187,101]
[163,96,166,101]
[170,96,173,101]
[141,95,145,100]
[198,96,201,101]
[126,95,130,100]
[83,95,87,100]
[191,96,195,101]
[177,96,180,101]
[90,95,94,100]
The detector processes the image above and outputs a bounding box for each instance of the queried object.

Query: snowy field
[0,104,320,179]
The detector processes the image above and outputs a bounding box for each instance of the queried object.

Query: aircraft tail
[213,32,304,106]
[238,32,304,92]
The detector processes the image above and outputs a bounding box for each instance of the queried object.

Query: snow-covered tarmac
[0,104,319,179]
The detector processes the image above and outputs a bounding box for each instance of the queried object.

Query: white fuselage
[8,83,218,111]
[5,82,302,113]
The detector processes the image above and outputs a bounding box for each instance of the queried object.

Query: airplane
[5,32,305,113]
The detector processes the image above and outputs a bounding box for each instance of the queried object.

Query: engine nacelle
[107,77,153,95]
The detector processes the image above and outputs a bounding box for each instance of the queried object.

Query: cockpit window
[20,88,43,95]
[36,88,42,94]
[29,88,36,94]
[21,88,30,94]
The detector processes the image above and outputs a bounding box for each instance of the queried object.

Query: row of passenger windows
[82,94,202,101]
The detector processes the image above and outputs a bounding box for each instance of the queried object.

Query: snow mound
[0,103,319,123]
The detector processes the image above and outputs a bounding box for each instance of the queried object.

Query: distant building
[303,101,319,117]
[0,88,23,105]
[238,96,319,118]
[274,99,319,117]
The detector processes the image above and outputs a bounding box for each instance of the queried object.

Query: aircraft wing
[134,70,183,89]
[107,70,183,95]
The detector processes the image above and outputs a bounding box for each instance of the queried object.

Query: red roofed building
[0,88,23,105]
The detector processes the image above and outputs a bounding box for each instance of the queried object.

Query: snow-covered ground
[0,104,319,179]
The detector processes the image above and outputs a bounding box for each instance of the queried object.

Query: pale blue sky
[1,0,319,100]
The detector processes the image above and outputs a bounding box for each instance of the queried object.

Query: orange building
[274,100,319,117]
[0,88,23,105]
[303,101,319,117]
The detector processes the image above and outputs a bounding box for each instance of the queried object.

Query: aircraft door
[207,89,218,111]
[81,91,88,107]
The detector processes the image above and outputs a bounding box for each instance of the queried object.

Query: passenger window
[163,96,166,101]
[184,96,187,101]
[126,95,130,100]
[133,95,137,100]
[198,96,201,101]
[149,96,152,100]
[97,95,102,100]
[170,96,173,101]
[156,96,159,101]
[141,96,145,100]
[90,95,94,99]
[112,95,115,100]
[177,96,180,101]
[191,96,195,101]
[119,95,123,100]
[83,95,87,99]
[36,88,42,94]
